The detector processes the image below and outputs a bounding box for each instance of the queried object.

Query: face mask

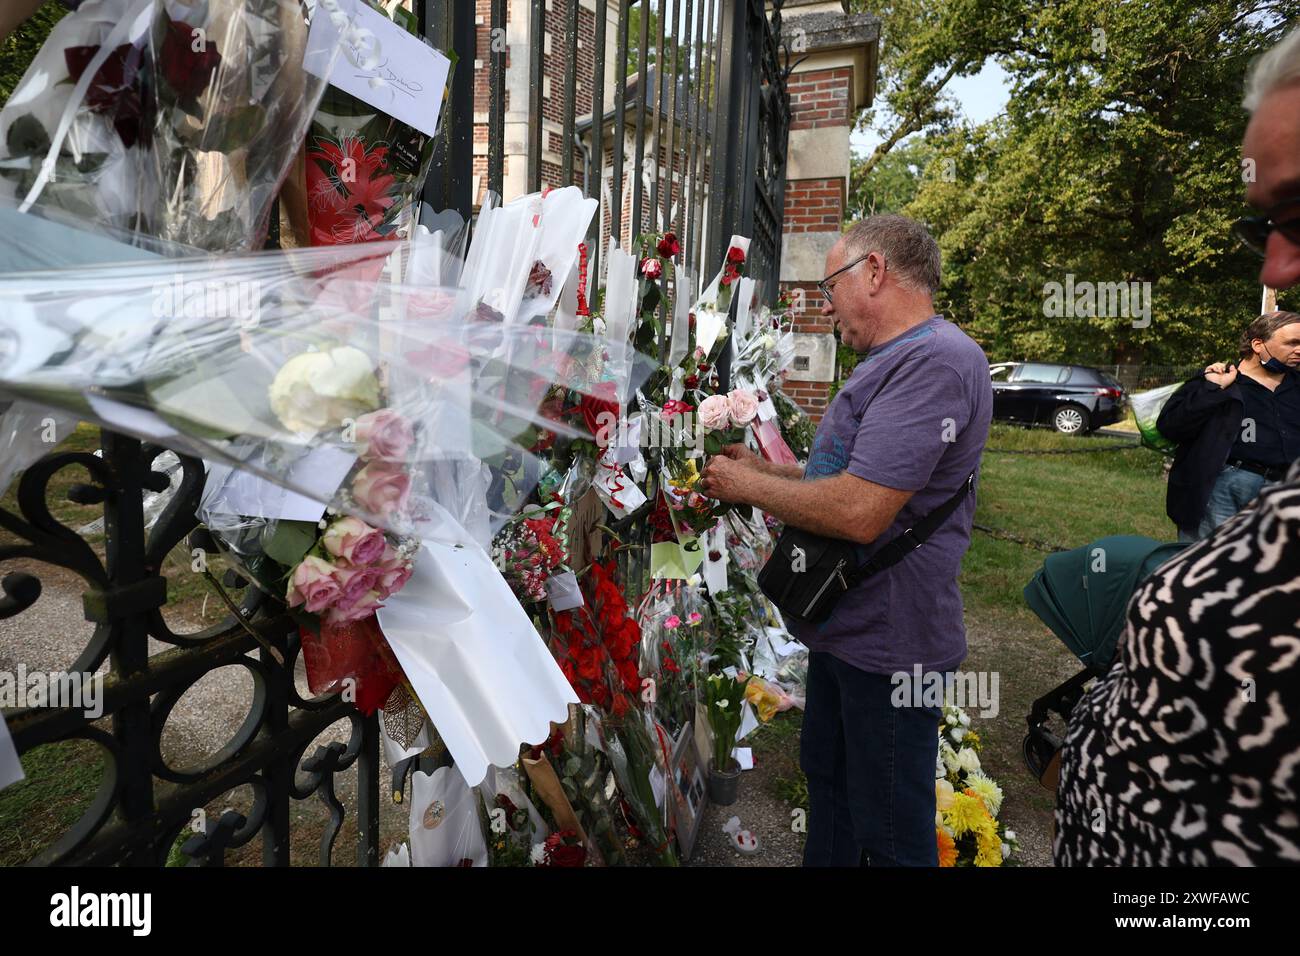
[1259,342,1289,374]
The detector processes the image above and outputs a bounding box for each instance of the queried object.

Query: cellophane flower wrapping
[146,0,339,251]
[601,711,678,866]
[0,0,342,252]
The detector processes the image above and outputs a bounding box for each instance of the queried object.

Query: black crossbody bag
[757,472,976,625]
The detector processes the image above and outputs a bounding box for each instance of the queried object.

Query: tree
[847,0,1023,177]
[847,138,932,220]
[1,3,64,105]
[907,0,1299,365]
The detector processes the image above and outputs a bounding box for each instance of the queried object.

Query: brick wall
[778,62,857,425]
[786,67,852,131]
[783,177,842,233]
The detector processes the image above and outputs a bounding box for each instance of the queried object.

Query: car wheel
[1052,405,1089,435]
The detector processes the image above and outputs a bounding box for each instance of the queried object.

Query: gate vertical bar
[631,0,651,243]
[610,0,631,249]
[527,0,545,192]
[488,0,506,198]
[562,0,579,186]
[589,0,609,283]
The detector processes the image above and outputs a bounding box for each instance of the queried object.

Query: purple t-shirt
[787,315,992,675]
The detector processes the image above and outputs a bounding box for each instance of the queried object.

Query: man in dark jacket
[1158,311,1300,538]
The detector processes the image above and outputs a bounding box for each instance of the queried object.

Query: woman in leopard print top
[1054,461,1300,865]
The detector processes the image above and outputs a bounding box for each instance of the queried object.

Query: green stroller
[1021,535,1188,789]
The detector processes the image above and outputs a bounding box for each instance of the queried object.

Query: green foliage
[904,0,1299,365]
[848,138,932,221]
[0,5,66,105]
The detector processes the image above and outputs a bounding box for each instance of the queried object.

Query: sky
[849,61,1013,157]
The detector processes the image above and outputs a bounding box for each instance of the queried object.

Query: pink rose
[726,389,759,425]
[332,565,383,611]
[664,615,681,629]
[321,516,387,566]
[374,544,414,598]
[355,408,414,462]
[352,462,411,521]
[326,589,384,624]
[698,394,732,431]
[286,556,342,614]
[376,561,413,599]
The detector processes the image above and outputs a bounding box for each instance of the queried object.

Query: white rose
[956,747,981,774]
[1001,842,1011,860]
[940,743,960,773]
[950,727,966,743]
[268,346,380,434]
[760,333,776,349]
[945,715,958,727]
[959,713,970,727]
[1005,829,1016,841]
[529,843,546,865]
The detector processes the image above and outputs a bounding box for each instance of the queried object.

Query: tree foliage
[850,0,1298,365]
[1,4,65,105]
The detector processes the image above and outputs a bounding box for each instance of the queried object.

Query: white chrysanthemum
[964,771,1004,817]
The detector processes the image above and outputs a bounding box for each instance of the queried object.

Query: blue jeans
[1182,465,1277,540]
[799,652,941,866]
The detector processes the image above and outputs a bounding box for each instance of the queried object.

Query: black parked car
[989,362,1126,434]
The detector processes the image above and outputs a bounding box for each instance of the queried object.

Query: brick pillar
[775,2,880,423]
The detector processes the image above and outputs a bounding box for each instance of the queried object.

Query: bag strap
[844,471,976,587]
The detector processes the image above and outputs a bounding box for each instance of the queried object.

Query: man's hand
[1205,362,1239,389]
[718,442,803,479]
[699,453,757,504]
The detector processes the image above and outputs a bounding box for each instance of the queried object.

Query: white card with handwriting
[305,0,451,139]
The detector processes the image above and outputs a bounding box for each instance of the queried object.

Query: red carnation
[641,257,663,280]
[657,233,680,258]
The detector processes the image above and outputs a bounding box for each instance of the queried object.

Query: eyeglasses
[817,253,874,304]
[1233,197,1300,257]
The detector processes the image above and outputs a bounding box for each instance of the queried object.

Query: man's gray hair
[840,214,941,295]
[1244,24,1300,112]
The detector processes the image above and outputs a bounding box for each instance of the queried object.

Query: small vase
[707,757,741,806]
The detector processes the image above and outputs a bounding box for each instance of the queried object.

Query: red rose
[657,233,680,258]
[159,15,222,101]
[641,257,663,280]
[688,312,696,329]
[661,399,692,421]
[721,266,738,287]
[545,843,587,867]
[684,374,700,390]
[727,245,746,264]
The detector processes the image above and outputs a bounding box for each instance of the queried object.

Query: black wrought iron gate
[0,0,791,867]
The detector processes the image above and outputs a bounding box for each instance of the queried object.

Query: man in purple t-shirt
[701,214,992,866]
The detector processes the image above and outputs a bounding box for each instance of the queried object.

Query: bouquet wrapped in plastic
[0,0,343,251]
[0,192,654,786]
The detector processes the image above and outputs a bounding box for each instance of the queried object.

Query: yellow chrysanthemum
[974,823,1003,867]
[943,791,989,837]
[937,826,958,867]
[965,773,1004,818]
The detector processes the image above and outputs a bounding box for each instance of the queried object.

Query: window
[989,365,1013,382]
[1015,363,1066,383]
